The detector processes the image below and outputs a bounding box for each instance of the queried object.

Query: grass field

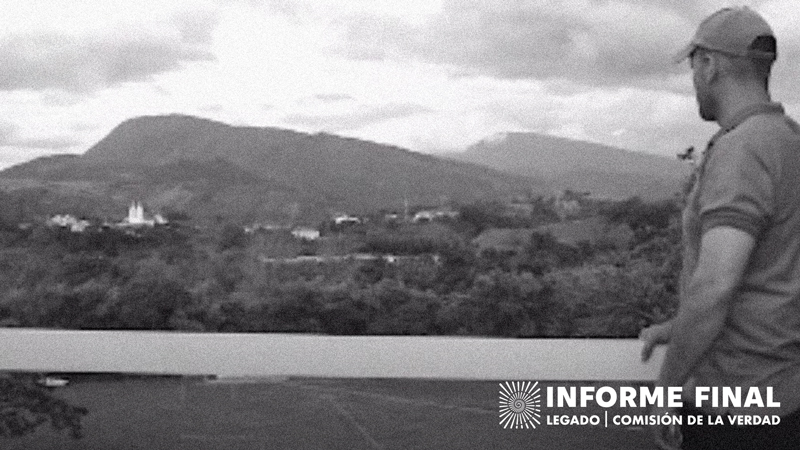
[4,376,652,450]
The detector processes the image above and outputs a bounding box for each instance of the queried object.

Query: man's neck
[715,87,772,129]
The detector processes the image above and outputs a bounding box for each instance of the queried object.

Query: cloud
[71,122,100,132]
[9,137,83,150]
[174,9,220,45]
[0,121,81,150]
[333,0,800,92]
[0,117,82,150]
[0,27,215,93]
[335,15,417,61]
[39,91,89,107]
[283,102,431,131]
[200,104,224,113]
[337,1,694,85]
[506,85,717,153]
[0,121,16,145]
[313,93,354,103]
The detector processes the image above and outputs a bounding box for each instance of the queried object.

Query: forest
[0,195,682,338]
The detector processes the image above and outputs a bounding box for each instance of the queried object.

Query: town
[0,190,680,337]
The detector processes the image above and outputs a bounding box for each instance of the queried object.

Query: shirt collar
[706,102,784,148]
[718,102,785,133]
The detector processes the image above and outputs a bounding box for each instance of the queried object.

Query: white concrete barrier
[0,329,664,380]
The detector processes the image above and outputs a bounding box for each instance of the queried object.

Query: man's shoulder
[726,111,800,141]
[716,112,800,156]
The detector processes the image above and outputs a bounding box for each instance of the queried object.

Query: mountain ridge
[450,131,691,200]
[0,115,691,224]
[1,115,546,223]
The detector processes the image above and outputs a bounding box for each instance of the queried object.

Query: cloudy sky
[1,0,799,169]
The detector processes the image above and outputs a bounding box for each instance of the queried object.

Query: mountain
[0,115,546,223]
[449,132,692,200]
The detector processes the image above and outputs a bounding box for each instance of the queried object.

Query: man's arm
[656,226,755,388]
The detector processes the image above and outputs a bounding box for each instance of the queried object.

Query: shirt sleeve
[698,134,775,238]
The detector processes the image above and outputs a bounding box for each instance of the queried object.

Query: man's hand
[640,320,673,362]
[650,405,682,450]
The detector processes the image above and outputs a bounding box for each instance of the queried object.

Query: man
[640,6,800,450]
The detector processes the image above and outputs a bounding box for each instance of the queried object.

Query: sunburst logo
[499,381,542,429]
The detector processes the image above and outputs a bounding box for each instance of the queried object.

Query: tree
[466,271,556,336]
[457,200,527,234]
[110,278,194,330]
[545,260,677,337]
[521,232,587,274]
[218,224,247,251]
[435,242,476,293]
[0,374,88,439]
[600,197,680,242]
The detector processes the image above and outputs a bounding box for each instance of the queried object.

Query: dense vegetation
[0,374,87,439]
[0,195,683,440]
[0,196,681,338]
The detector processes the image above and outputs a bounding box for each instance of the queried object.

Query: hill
[448,132,692,200]
[0,115,546,223]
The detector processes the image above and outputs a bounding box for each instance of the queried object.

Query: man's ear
[701,52,720,84]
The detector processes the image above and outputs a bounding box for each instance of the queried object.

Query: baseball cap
[674,6,776,63]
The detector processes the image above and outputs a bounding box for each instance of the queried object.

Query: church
[119,201,167,227]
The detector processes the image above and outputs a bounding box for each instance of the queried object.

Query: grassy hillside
[1,115,548,223]
[449,132,691,200]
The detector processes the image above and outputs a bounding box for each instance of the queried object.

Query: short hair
[725,54,773,90]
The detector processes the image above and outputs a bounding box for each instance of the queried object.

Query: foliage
[0,196,684,337]
[218,224,247,251]
[599,196,680,244]
[0,374,88,439]
[457,200,532,233]
[546,260,677,337]
[436,271,558,336]
[359,233,440,255]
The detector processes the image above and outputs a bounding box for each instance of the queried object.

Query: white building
[244,223,289,234]
[412,211,436,223]
[47,214,91,232]
[412,209,459,223]
[333,214,361,226]
[119,201,166,227]
[48,214,76,228]
[291,226,321,241]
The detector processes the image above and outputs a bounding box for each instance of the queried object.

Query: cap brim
[672,42,695,64]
